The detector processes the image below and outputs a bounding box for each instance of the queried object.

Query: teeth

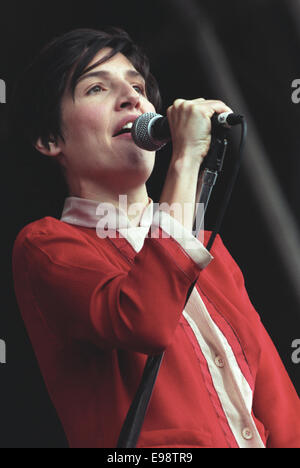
[122,122,133,130]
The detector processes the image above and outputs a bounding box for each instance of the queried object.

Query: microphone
[131,111,244,151]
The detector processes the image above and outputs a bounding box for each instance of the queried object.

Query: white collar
[60,196,153,253]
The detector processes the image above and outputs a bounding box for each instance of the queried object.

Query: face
[58,48,157,193]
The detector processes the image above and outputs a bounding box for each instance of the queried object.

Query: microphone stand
[194,131,228,235]
[116,125,230,449]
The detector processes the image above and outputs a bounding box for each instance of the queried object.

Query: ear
[35,137,62,158]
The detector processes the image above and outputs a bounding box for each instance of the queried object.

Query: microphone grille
[132,113,164,151]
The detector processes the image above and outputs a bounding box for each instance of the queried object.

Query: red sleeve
[12,218,204,355]
[212,234,300,448]
[253,322,300,448]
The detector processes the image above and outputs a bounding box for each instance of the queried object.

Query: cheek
[62,102,109,141]
[143,99,156,114]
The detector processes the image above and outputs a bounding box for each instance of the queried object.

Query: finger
[167,99,184,116]
[172,98,186,108]
[199,99,233,114]
[173,98,205,107]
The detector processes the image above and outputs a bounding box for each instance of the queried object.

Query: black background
[0,0,300,448]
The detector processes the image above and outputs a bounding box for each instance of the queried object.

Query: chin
[122,151,155,183]
[127,147,155,167]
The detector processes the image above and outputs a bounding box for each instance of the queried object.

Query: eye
[86,85,103,96]
[133,84,146,95]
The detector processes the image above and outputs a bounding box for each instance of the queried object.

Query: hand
[167,98,233,168]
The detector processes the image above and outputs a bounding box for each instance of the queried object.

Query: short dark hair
[11,27,162,150]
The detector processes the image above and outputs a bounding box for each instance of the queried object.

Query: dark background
[1,0,300,448]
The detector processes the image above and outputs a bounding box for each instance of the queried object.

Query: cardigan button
[242,427,253,440]
[214,355,225,368]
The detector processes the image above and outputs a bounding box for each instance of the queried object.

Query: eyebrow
[76,69,145,87]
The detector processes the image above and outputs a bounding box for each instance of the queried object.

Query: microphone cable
[207,115,247,250]
[116,116,248,448]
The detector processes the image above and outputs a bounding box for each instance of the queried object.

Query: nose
[115,81,142,111]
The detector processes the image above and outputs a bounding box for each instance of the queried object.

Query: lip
[112,114,141,137]
[113,132,133,140]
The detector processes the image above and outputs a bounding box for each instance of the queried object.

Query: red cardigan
[12,216,300,448]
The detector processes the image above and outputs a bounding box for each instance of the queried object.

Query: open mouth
[113,121,134,137]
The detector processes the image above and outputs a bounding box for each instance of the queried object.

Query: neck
[68,182,150,228]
